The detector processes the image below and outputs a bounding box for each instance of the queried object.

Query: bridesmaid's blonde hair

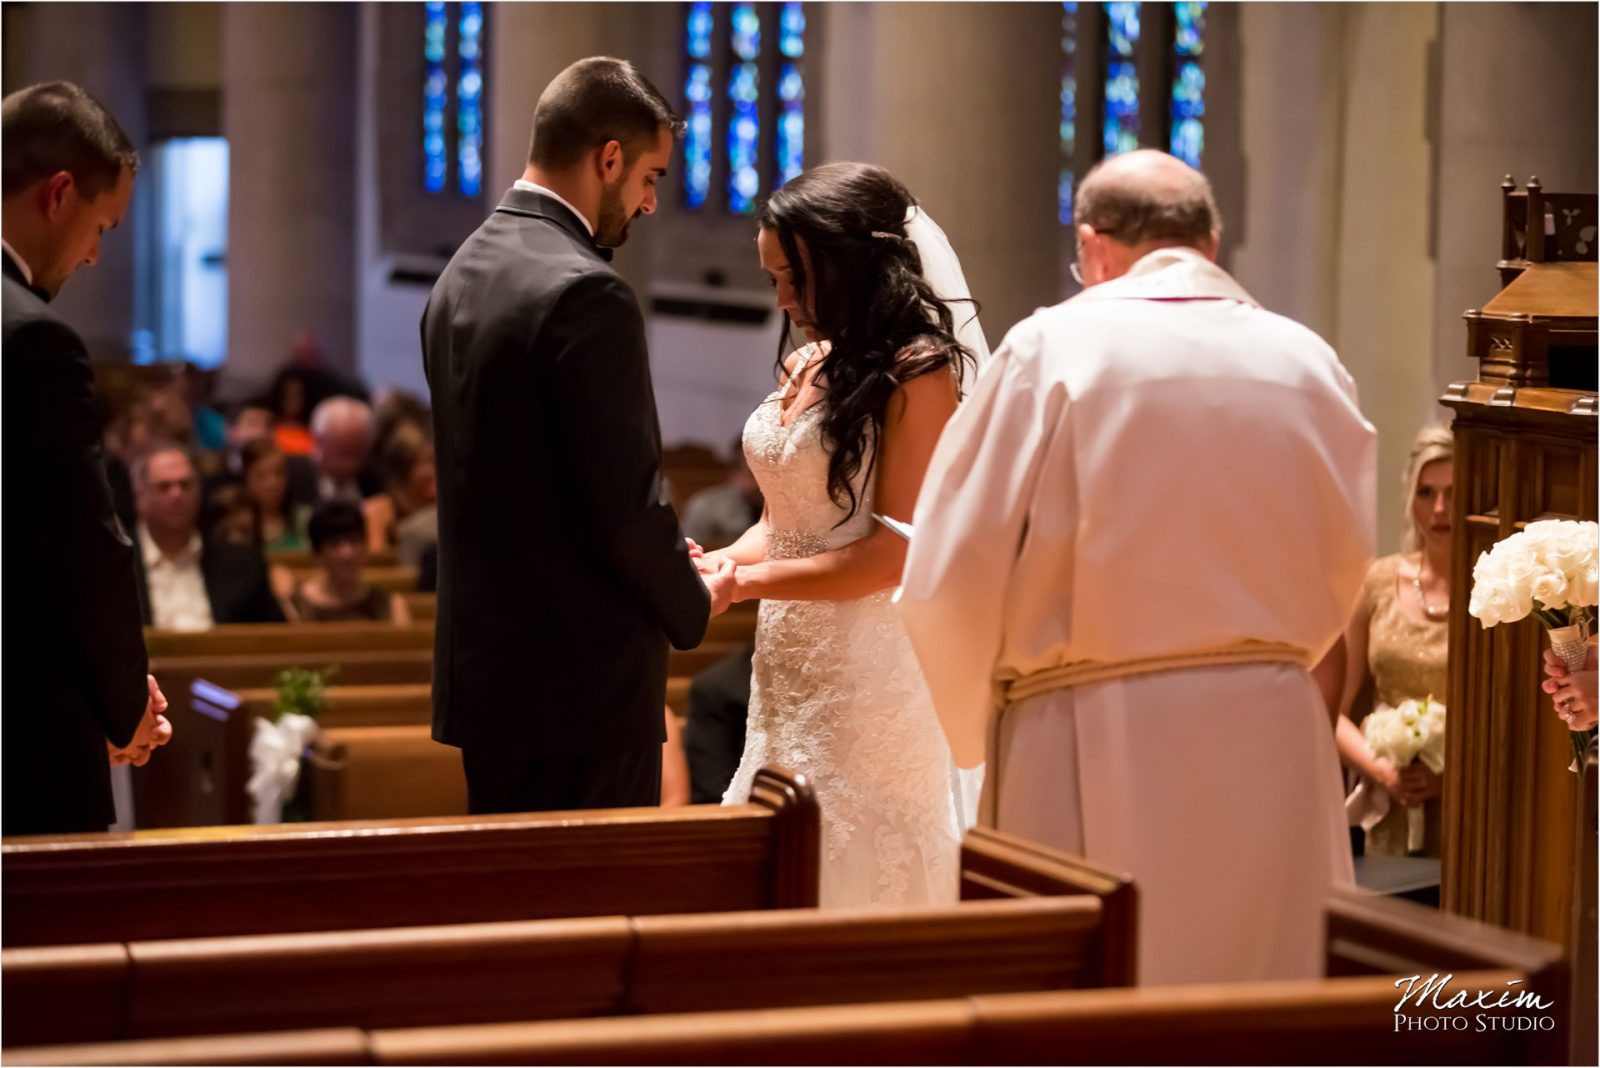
[1401,425,1454,553]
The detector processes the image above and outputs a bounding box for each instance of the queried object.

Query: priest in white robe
[897,150,1377,986]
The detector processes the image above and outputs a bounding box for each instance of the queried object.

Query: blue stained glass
[780,2,805,58]
[1060,1,1076,224]
[732,3,760,61]
[1169,60,1204,167]
[1104,1,1140,57]
[1103,60,1139,155]
[684,63,712,209]
[687,1,713,59]
[423,1,448,193]
[778,62,804,186]
[728,62,759,213]
[1175,1,1206,56]
[456,0,484,196]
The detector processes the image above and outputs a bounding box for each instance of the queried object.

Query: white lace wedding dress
[722,355,962,908]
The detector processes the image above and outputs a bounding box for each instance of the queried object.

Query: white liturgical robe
[897,246,1377,985]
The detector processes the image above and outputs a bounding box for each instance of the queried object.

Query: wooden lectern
[1441,178,1596,1055]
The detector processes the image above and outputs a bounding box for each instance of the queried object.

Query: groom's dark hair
[528,57,684,171]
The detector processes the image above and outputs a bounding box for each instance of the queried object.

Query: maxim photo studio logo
[1393,974,1556,1033]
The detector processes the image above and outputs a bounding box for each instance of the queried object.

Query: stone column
[818,2,1061,346]
[489,3,658,298]
[1432,3,1598,391]
[222,2,358,396]
[4,3,148,358]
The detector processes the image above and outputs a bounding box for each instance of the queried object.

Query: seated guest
[1333,426,1452,857]
[287,396,382,508]
[132,445,285,628]
[681,439,762,550]
[267,366,315,455]
[288,500,413,624]
[207,483,259,549]
[364,422,436,552]
[241,437,309,551]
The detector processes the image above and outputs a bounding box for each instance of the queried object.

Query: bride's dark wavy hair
[757,162,978,523]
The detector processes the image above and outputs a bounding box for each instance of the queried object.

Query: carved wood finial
[1528,175,1543,191]
[1503,175,1517,191]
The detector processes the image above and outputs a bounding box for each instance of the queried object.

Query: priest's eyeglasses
[1070,225,1122,287]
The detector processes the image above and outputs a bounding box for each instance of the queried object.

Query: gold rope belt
[1001,638,1312,704]
[981,638,1313,826]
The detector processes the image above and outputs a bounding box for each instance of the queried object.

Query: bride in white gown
[697,162,989,908]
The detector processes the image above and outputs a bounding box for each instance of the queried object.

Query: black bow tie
[593,243,614,263]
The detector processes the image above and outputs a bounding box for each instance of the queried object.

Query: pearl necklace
[1413,555,1449,621]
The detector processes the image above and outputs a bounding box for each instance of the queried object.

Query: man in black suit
[424,57,735,814]
[129,445,286,627]
[2,81,172,835]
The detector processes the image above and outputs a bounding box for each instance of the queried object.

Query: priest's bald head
[1072,150,1221,287]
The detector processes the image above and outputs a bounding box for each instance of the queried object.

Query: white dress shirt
[2,239,34,285]
[139,524,214,631]
[512,179,595,237]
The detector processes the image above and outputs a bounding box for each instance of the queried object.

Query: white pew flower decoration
[247,713,321,824]
[246,667,333,824]
[1468,519,1599,767]
[1346,695,1445,854]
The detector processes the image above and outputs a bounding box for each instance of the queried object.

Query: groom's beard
[595,181,635,248]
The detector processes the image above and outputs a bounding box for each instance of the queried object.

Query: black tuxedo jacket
[2,255,149,835]
[422,187,710,758]
[130,537,286,626]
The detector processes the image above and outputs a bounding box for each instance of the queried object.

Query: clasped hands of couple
[687,538,742,617]
[108,675,174,768]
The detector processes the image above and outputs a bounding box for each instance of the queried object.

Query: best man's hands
[109,676,174,768]
[702,557,738,618]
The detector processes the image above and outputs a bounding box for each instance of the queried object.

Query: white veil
[902,204,989,832]
[904,205,991,372]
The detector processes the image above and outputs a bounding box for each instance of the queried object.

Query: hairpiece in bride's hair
[868,230,900,240]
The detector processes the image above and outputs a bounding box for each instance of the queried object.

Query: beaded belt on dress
[766,528,831,560]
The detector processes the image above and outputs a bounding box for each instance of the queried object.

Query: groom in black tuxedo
[424,57,735,814]
[2,82,172,835]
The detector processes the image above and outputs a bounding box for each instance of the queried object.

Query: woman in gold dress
[1333,426,1452,857]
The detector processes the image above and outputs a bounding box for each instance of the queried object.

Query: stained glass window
[1059,2,1078,225]
[423,1,448,193]
[1169,2,1206,168]
[777,2,805,188]
[727,3,761,214]
[456,1,484,196]
[683,1,714,209]
[1103,2,1140,156]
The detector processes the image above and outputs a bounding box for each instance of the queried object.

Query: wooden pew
[11,966,1556,1067]
[2,829,1134,1047]
[280,564,418,594]
[229,683,432,728]
[309,724,467,820]
[270,548,399,570]
[2,898,1107,1045]
[139,650,435,828]
[145,623,434,659]
[138,623,738,827]
[400,593,757,644]
[2,767,820,948]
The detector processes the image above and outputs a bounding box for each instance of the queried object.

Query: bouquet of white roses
[1347,695,1445,854]
[1469,519,1598,766]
